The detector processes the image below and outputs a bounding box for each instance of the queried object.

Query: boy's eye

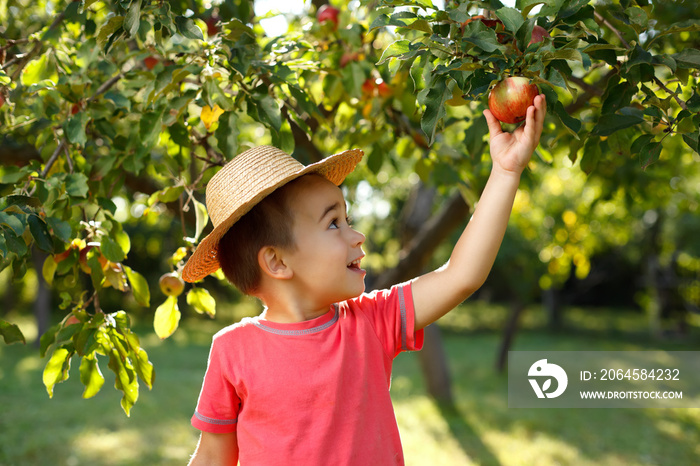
[329,216,353,229]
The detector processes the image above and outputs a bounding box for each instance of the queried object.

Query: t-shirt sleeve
[191,333,241,433]
[352,281,424,358]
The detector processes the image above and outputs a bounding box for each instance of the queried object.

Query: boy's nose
[350,228,365,247]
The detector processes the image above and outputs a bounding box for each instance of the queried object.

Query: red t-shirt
[191,282,424,465]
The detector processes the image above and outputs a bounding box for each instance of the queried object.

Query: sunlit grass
[1,303,699,465]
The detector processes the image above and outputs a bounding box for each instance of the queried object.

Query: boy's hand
[484,94,547,175]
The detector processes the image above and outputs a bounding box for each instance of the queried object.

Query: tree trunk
[31,249,51,348]
[417,324,454,403]
[495,299,525,373]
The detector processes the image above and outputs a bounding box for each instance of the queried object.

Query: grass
[1,303,699,466]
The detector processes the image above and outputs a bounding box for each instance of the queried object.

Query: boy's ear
[258,246,293,280]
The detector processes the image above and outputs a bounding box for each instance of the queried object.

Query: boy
[184,95,546,465]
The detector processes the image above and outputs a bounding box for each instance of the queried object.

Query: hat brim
[182,148,363,282]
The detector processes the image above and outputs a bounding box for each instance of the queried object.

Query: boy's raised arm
[189,431,239,466]
[411,95,547,330]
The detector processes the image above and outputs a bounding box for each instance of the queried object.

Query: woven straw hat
[182,145,364,282]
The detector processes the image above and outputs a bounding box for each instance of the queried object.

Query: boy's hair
[218,182,296,295]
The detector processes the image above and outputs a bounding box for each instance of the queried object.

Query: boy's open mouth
[347,258,362,270]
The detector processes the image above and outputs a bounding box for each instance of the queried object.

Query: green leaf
[553,101,581,137]
[20,51,58,86]
[0,211,25,236]
[139,109,164,144]
[106,339,139,416]
[28,214,54,253]
[378,40,413,65]
[625,7,647,29]
[420,78,452,146]
[175,15,203,40]
[462,27,502,53]
[97,16,124,49]
[640,140,662,169]
[370,13,390,31]
[541,48,583,66]
[43,347,72,398]
[631,133,654,154]
[149,186,184,206]
[154,295,181,339]
[0,195,41,210]
[124,266,150,307]
[46,217,72,242]
[215,112,240,157]
[193,198,209,243]
[591,113,644,137]
[104,91,131,111]
[42,255,58,287]
[101,236,126,263]
[132,347,154,390]
[495,7,524,34]
[0,319,26,345]
[65,173,89,198]
[124,0,141,37]
[40,323,60,357]
[187,287,216,318]
[288,86,320,118]
[113,227,131,256]
[65,111,88,146]
[169,122,190,146]
[682,131,699,154]
[256,95,282,133]
[79,353,105,399]
[671,48,700,70]
[580,137,601,174]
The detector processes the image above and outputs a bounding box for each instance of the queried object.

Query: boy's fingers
[484,109,503,137]
[534,94,546,137]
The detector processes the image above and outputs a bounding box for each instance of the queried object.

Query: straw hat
[182,145,364,282]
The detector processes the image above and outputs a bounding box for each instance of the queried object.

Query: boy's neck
[261,304,331,324]
[256,284,332,324]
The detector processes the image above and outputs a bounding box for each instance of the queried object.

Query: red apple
[377,80,392,99]
[461,15,509,44]
[71,102,82,115]
[529,25,550,46]
[317,5,340,30]
[205,16,220,36]
[144,56,159,70]
[340,51,359,68]
[488,77,539,124]
[0,94,5,109]
[361,77,377,97]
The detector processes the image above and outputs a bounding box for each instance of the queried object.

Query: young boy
[184,95,546,465]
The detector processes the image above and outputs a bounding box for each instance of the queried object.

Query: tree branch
[87,73,123,103]
[594,11,630,49]
[654,76,688,111]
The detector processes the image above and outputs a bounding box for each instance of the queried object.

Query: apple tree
[1,0,699,414]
